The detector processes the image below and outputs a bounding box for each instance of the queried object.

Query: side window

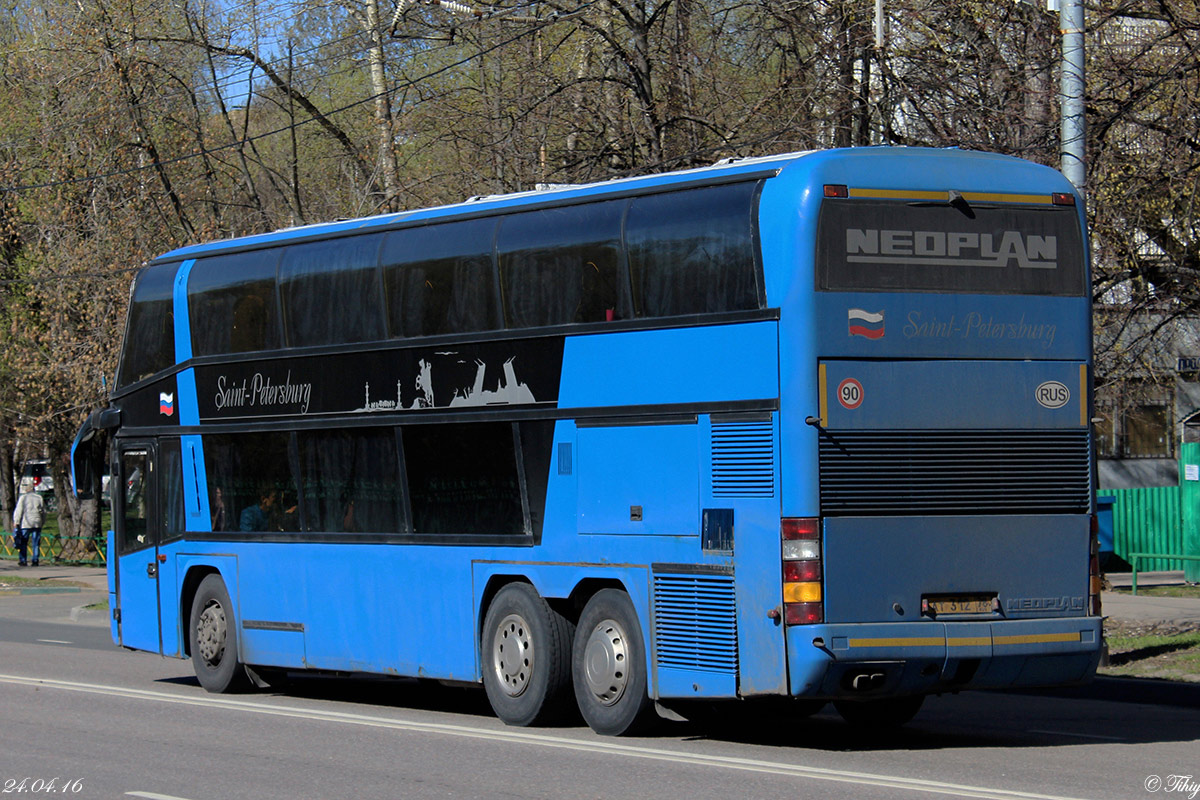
[117,263,178,387]
[498,200,630,329]
[188,251,282,356]
[118,449,150,554]
[382,219,499,338]
[296,428,403,533]
[402,422,526,536]
[280,234,386,348]
[204,432,302,533]
[626,182,763,317]
[161,439,185,541]
[518,420,554,540]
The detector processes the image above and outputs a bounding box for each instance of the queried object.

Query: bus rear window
[816,200,1086,296]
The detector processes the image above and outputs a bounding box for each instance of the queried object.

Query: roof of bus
[151,147,1073,263]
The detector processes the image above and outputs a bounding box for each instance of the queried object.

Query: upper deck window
[498,200,630,329]
[116,262,178,387]
[279,234,386,347]
[382,218,500,338]
[626,182,763,317]
[188,250,282,357]
[816,199,1086,296]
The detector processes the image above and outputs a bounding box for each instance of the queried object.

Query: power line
[0,1,593,196]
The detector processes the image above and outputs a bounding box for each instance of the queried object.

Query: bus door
[115,444,163,653]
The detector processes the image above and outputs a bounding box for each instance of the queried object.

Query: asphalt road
[1,588,1198,800]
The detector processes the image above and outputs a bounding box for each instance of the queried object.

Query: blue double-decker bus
[73,147,1102,735]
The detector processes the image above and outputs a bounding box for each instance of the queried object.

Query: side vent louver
[711,420,775,498]
[653,572,738,675]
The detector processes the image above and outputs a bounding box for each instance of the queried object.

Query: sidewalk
[0,559,108,592]
[1102,570,1200,630]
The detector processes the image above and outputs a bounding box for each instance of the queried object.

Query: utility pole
[1059,0,1086,197]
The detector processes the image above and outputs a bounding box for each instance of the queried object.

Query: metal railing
[1129,552,1200,595]
[1,532,106,566]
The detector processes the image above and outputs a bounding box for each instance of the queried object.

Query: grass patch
[0,574,94,589]
[1101,621,1200,683]
[1112,584,1200,599]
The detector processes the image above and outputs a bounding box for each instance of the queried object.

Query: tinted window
[280,234,386,347]
[382,219,499,338]
[161,439,185,541]
[296,428,402,533]
[498,201,630,328]
[626,182,762,317]
[117,263,178,387]
[118,449,150,555]
[188,251,282,356]
[816,200,1087,295]
[518,420,554,540]
[402,422,525,536]
[204,432,302,533]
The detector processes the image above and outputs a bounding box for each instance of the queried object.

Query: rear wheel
[190,574,251,693]
[481,583,574,726]
[834,695,924,728]
[573,589,655,736]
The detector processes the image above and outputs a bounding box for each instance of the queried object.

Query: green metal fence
[1097,487,1185,571]
[1,529,106,565]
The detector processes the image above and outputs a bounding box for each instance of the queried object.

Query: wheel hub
[492,613,533,697]
[196,599,227,665]
[582,620,628,706]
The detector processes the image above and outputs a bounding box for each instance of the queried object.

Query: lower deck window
[402,422,526,536]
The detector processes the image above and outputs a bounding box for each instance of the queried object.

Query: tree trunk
[0,415,14,535]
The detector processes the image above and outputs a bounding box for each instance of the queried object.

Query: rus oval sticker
[1035,381,1070,409]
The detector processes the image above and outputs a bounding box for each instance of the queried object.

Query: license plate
[924,595,995,615]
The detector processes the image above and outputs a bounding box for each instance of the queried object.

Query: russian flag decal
[159,392,175,417]
[848,309,885,339]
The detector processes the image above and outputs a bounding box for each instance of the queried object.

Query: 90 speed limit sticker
[837,378,864,410]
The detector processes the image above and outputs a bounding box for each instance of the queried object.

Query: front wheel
[573,589,655,736]
[481,583,574,726]
[189,574,251,693]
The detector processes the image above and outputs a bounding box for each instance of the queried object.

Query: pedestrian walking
[12,480,46,567]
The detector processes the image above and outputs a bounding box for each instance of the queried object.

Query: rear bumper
[786,616,1103,698]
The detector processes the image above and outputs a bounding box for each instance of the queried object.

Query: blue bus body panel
[820,360,1088,430]
[786,616,1101,697]
[577,424,699,536]
[822,515,1090,624]
[814,294,1089,361]
[116,547,161,654]
[558,322,778,410]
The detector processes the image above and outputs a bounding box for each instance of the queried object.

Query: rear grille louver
[652,573,738,675]
[819,429,1091,516]
[711,420,775,498]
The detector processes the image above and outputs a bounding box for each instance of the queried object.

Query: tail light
[1089,513,1102,616]
[782,517,823,624]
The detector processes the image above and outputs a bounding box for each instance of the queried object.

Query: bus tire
[572,589,655,736]
[481,583,574,727]
[833,694,924,728]
[189,574,251,694]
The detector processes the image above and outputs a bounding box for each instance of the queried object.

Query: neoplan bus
[72,147,1103,735]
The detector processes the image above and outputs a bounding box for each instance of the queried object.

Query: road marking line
[0,673,1092,800]
[127,792,199,800]
[35,639,73,644]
